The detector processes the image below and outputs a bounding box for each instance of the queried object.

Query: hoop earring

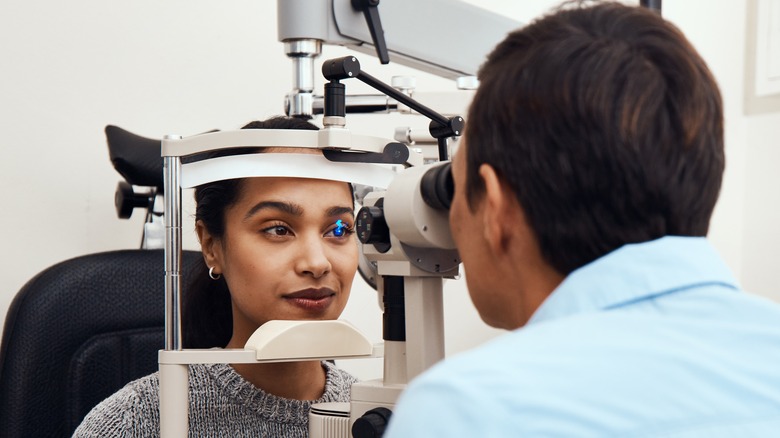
[208,266,221,280]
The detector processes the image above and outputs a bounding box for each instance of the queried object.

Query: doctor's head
[449,2,724,329]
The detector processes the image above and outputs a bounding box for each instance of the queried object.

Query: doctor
[386,2,780,436]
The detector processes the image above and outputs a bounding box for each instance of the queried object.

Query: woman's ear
[195,220,222,270]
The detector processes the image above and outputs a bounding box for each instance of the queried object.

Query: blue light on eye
[334,219,346,237]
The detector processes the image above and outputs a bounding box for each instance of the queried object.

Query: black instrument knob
[356,205,391,251]
[352,407,393,438]
[114,181,152,219]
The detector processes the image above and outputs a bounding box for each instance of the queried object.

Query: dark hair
[464,1,724,275]
[183,116,319,348]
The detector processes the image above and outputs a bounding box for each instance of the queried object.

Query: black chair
[0,249,201,438]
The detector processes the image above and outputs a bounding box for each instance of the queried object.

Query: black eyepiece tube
[324,82,346,117]
[420,163,454,210]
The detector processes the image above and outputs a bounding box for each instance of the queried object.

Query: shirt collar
[528,236,740,325]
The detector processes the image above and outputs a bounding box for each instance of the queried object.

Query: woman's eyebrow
[327,206,355,217]
[243,201,303,221]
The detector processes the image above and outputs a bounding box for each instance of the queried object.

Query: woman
[74,117,360,437]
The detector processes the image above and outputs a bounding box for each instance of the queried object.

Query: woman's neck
[226,338,327,400]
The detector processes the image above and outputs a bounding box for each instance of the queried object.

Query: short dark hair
[464,1,724,275]
[183,116,319,348]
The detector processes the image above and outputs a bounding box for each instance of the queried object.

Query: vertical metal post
[163,145,183,351]
[403,277,445,380]
[161,136,187,438]
[285,39,322,118]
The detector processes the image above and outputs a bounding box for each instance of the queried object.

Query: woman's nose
[295,236,332,278]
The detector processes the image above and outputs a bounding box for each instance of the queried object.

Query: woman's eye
[326,219,354,238]
[262,225,292,237]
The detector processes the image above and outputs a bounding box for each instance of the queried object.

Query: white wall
[741,0,780,302]
[1,0,775,381]
[742,113,780,301]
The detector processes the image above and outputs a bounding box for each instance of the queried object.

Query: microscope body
[309,159,459,437]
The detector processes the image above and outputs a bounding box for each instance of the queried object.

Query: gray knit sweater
[72,361,357,437]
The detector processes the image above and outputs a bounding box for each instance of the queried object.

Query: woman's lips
[283,288,336,312]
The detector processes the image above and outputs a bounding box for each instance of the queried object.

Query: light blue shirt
[385,237,780,437]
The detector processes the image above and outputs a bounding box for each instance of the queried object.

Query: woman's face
[201,177,358,344]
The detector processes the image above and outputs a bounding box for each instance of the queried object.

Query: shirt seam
[602,280,739,311]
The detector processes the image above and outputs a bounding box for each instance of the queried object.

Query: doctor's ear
[478,164,519,254]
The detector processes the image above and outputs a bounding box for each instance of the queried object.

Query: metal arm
[278,0,522,117]
[322,55,463,161]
